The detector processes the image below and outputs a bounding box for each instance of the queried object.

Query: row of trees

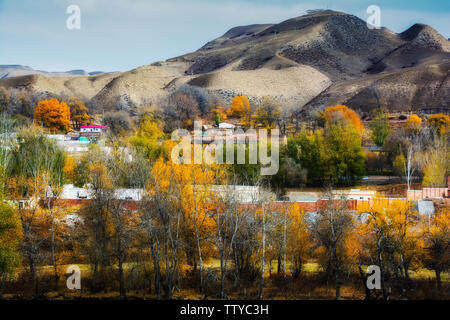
[2,82,449,190]
[0,86,91,132]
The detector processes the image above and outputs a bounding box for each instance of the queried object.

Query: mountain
[0,65,107,78]
[1,10,449,114]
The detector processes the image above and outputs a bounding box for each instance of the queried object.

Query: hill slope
[1,10,449,114]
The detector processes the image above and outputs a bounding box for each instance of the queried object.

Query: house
[218,122,235,129]
[80,125,108,134]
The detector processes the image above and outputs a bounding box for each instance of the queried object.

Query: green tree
[295,131,326,186]
[12,129,66,185]
[130,114,164,161]
[293,123,365,186]
[323,124,366,185]
[370,109,390,147]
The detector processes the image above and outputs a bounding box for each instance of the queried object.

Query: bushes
[159,92,200,132]
[104,111,132,136]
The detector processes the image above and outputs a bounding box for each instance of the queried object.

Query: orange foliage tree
[34,98,71,132]
[227,96,253,128]
[67,97,91,130]
[322,105,364,135]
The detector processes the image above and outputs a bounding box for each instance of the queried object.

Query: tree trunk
[332,243,340,300]
[435,269,442,292]
[118,235,125,299]
[259,205,266,300]
[358,266,371,300]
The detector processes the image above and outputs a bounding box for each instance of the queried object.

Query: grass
[25,259,449,283]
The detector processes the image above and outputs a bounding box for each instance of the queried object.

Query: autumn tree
[67,97,91,130]
[104,111,132,136]
[142,158,186,299]
[255,96,281,130]
[7,89,40,117]
[176,84,212,116]
[427,114,450,137]
[312,190,354,299]
[421,208,450,292]
[81,161,115,293]
[421,137,449,187]
[63,155,76,184]
[213,183,243,299]
[107,148,141,299]
[228,96,253,129]
[323,123,366,185]
[405,114,422,134]
[34,98,71,132]
[212,106,227,126]
[130,114,164,161]
[160,92,201,131]
[321,105,364,135]
[0,201,21,299]
[358,196,419,299]
[11,129,66,293]
[285,203,310,278]
[0,87,10,112]
[9,176,51,297]
[267,202,309,279]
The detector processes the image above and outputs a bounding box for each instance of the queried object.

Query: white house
[80,125,108,133]
[218,122,235,129]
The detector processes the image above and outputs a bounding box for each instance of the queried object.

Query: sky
[0,0,449,72]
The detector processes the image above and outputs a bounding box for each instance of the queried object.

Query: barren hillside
[1,10,449,114]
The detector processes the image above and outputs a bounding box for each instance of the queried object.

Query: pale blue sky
[0,0,449,72]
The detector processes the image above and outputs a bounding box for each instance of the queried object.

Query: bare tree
[214,185,241,299]
[312,189,354,300]
[257,187,272,299]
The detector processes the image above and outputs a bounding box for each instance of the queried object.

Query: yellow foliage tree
[150,158,226,288]
[358,196,420,298]
[427,114,450,136]
[63,155,76,183]
[421,208,450,291]
[212,106,227,125]
[421,139,449,187]
[285,203,310,277]
[130,114,164,161]
[405,114,422,134]
[34,98,71,132]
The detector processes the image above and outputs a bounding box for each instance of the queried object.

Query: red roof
[80,125,108,129]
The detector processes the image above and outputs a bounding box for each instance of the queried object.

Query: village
[0,89,448,302]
